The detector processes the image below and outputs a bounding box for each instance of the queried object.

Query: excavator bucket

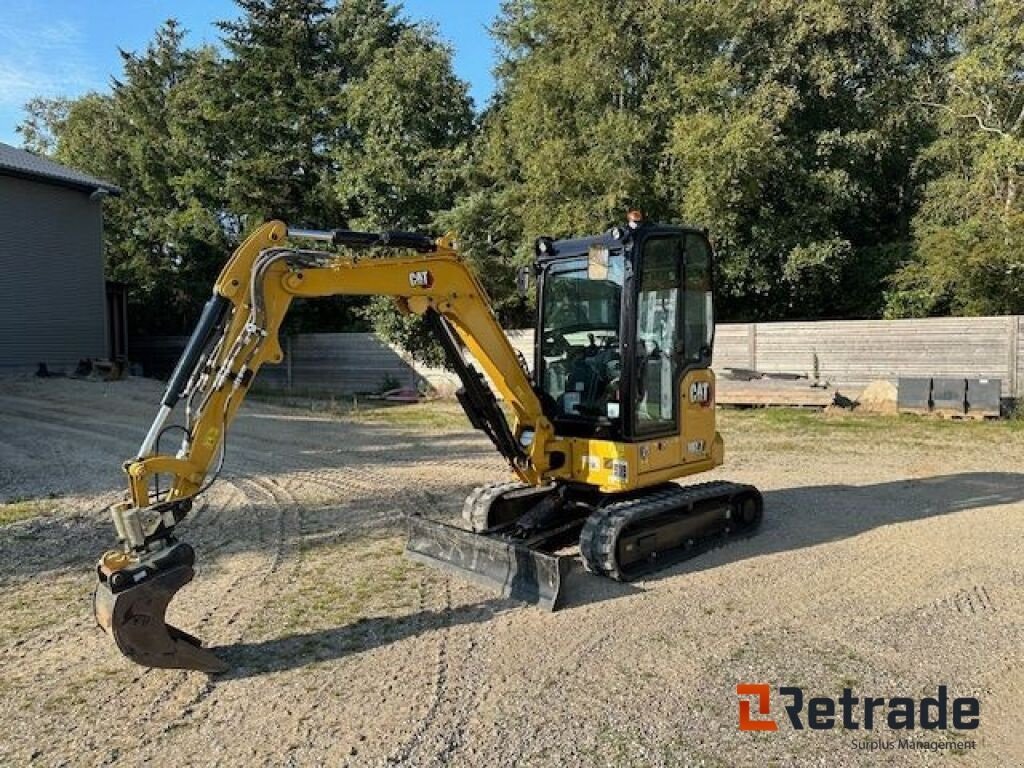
[94,563,227,674]
[405,515,569,611]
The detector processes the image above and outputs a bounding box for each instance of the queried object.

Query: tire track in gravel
[219,474,302,631]
[138,468,316,745]
[0,403,284,745]
[155,473,308,724]
[267,466,470,760]
[3,388,505,762]
[11,485,253,752]
[426,617,489,767]
[385,577,454,767]
[125,478,279,726]
[79,469,294,736]
[296,471,421,536]
[0,455,245,728]
[165,480,260,639]
[80,450,314,728]
[269,443,496,767]
[374,479,508,767]
[66,474,272,724]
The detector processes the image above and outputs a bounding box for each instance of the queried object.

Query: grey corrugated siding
[131,316,1024,398]
[0,175,108,371]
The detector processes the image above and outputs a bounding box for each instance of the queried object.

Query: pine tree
[215,0,342,228]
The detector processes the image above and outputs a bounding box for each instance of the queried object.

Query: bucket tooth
[405,515,568,611]
[94,563,227,674]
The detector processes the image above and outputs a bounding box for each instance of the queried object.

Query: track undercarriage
[406,480,763,610]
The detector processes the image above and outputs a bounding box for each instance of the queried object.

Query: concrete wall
[0,175,108,372]
[131,315,1024,398]
[131,330,536,396]
[713,317,1021,397]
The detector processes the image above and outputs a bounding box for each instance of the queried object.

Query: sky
[0,0,502,146]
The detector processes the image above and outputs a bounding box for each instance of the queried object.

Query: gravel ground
[1,376,1022,767]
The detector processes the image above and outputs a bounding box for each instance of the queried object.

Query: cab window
[683,234,713,363]
[539,250,624,423]
[634,237,680,432]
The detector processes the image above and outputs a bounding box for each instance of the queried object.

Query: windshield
[539,248,624,422]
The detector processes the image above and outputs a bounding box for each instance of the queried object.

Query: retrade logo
[736,684,980,732]
[737,684,778,731]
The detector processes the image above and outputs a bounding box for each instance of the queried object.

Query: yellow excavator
[94,215,763,673]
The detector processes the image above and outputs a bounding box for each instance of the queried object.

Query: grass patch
[719,406,1024,443]
[278,535,436,638]
[0,497,56,525]
[0,576,84,643]
[348,401,469,429]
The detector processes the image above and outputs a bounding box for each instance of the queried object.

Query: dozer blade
[405,515,569,611]
[94,563,227,674]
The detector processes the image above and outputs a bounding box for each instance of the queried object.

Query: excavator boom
[95,222,566,673]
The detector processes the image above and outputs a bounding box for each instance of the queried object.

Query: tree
[462,0,670,243]
[458,0,948,322]
[20,21,229,333]
[886,0,1024,317]
[214,0,343,229]
[329,5,476,362]
[334,28,472,230]
[661,0,946,318]
[17,97,71,155]
[210,0,474,343]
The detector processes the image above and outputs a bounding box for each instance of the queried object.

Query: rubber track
[579,481,761,581]
[461,480,530,532]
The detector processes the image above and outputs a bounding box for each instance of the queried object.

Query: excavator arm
[94,221,566,672]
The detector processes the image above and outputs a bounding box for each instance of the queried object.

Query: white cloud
[0,17,102,110]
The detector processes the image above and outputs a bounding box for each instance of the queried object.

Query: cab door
[626,230,715,465]
[631,234,682,439]
[678,235,716,463]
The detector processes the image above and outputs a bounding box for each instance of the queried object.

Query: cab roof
[538,224,706,263]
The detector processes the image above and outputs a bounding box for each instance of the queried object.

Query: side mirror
[516,265,532,297]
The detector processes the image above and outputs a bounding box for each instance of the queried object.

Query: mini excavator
[94,215,763,673]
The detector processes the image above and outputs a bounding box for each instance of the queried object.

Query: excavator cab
[533,224,715,443]
[94,217,760,675]
[409,221,754,611]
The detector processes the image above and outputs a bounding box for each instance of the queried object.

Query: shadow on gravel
[557,562,645,609]
[214,597,517,679]
[649,471,1024,582]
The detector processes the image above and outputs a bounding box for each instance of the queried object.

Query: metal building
[0,142,122,373]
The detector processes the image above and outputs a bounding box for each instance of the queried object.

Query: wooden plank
[717,386,836,408]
